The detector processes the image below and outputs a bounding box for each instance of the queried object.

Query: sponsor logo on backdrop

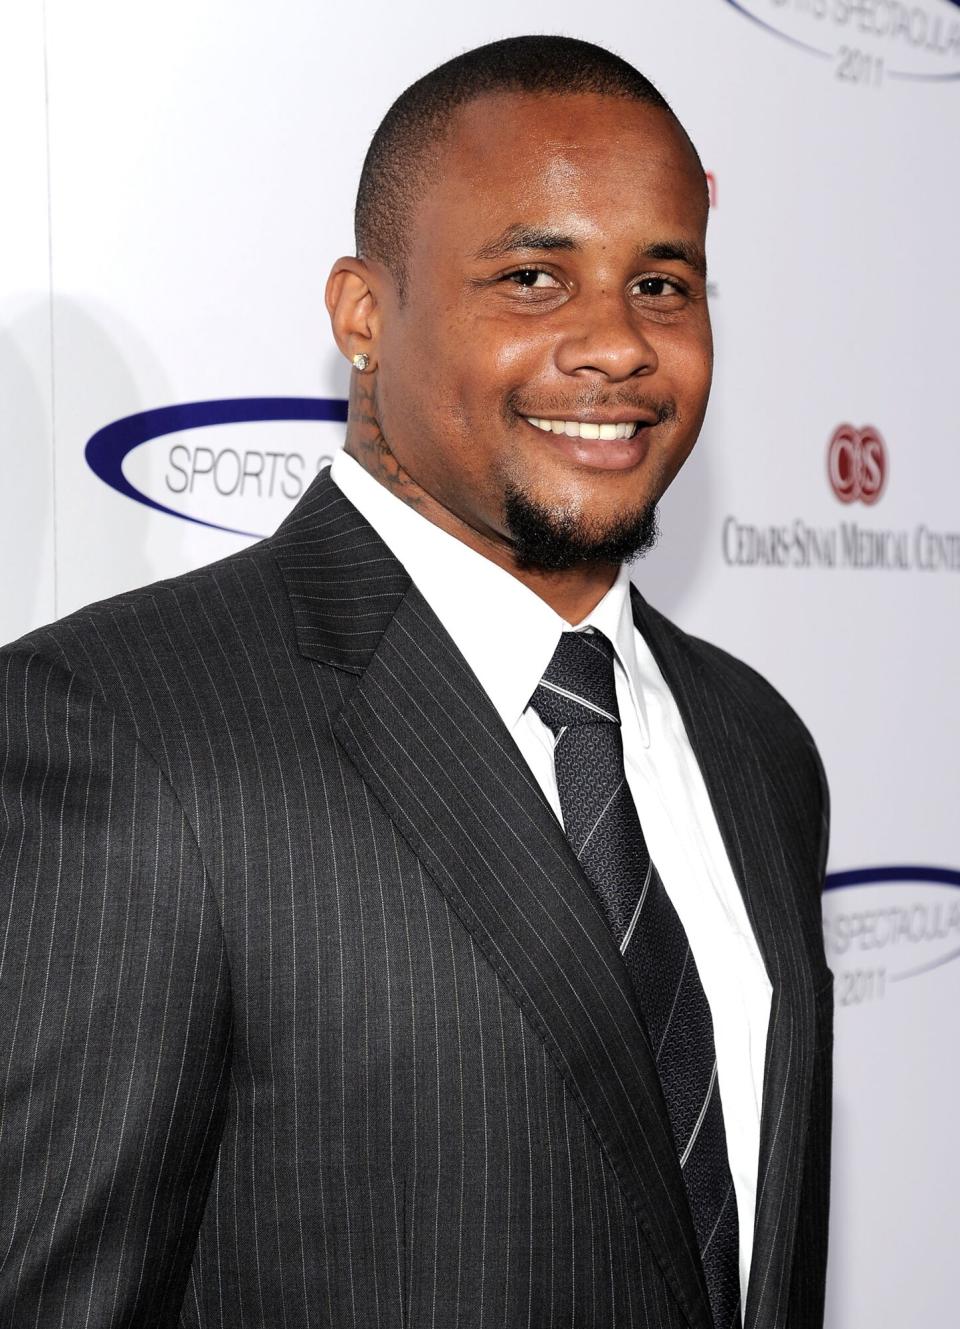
[826,422,886,504]
[824,865,960,1006]
[723,422,960,570]
[85,398,347,539]
[723,0,960,84]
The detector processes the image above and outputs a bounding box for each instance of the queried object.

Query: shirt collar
[329,449,648,741]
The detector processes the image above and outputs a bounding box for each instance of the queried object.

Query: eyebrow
[470,224,707,277]
[641,240,707,278]
[471,225,578,260]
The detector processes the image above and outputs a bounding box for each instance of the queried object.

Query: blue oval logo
[823,865,960,1006]
[723,0,960,82]
[85,397,348,539]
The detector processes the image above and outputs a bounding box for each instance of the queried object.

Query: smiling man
[333,71,711,621]
[0,35,831,1329]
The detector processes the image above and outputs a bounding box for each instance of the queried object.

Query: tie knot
[529,630,620,734]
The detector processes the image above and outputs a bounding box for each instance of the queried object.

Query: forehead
[410,90,706,260]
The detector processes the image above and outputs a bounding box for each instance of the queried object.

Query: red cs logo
[827,424,887,505]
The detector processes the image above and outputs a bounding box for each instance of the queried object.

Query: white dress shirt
[330,449,771,1306]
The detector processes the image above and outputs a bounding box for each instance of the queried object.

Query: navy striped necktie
[530,629,742,1329]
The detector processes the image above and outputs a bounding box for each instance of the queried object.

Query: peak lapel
[271,469,411,672]
[631,587,822,1329]
[271,472,712,1329]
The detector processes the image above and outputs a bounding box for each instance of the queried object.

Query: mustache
[507,390,676,424]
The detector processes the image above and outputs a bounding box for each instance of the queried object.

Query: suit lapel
[272,472,713,1329]
[631,587,821,1329]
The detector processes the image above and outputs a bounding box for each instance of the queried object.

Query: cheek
[378,316,460,440]
[666,333,713,417]
[443,298,549,388]
[486,324,547,380]
[375,342,491,491]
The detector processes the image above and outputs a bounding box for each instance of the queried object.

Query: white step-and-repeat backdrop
[3,1,958,1322]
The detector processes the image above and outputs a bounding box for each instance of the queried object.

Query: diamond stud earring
[352,353,370,372]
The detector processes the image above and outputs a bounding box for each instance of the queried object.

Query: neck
[342,396,619,625]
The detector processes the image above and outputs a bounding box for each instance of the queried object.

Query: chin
[503,483,660,573]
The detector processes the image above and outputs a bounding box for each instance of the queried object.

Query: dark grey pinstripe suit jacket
[0,469,832,1329]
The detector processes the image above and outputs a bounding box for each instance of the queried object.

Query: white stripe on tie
[537,678,618,724]
[619,861,653,954]
[680,1058,719,1169]
[575,778,625,857]
[699,1177,735,1257]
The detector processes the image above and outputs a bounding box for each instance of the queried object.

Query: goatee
[503,485,660,572]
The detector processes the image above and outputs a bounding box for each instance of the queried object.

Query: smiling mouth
[522,416,641,440]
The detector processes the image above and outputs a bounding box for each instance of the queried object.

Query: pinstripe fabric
[530,631,742,1329]
[0,469,831,1328]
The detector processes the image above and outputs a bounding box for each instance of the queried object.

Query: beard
[503,484,660,572]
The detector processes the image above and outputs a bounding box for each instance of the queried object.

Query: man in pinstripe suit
[0,36,832,1329]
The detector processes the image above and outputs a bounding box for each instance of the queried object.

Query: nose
[554,288,658,382]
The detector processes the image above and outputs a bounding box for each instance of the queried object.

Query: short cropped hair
[354,34,688,297]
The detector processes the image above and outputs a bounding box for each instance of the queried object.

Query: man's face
[372,91,713,568]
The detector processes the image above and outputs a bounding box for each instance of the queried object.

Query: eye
[633,275,684,298]
[504,268,561,289]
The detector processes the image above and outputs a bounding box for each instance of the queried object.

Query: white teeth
[523,417,639,440]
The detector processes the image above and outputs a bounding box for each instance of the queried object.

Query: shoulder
[0,540,289,745]
[5,540,278,672]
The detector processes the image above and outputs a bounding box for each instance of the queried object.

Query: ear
[325,256,385,371]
